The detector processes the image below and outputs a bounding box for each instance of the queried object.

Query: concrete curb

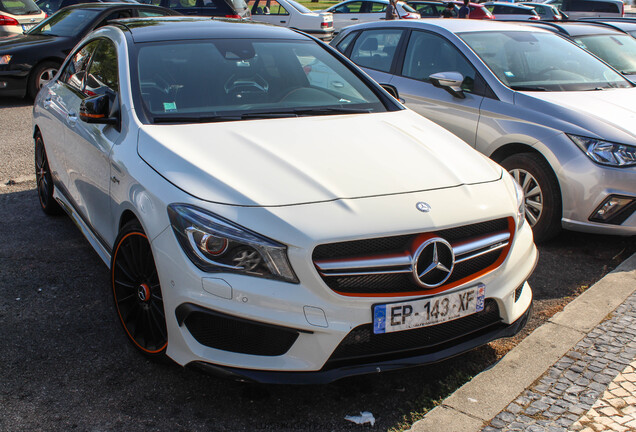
[409,252,636,432]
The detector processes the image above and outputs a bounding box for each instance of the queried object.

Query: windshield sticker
[504,71,515,78]
[163,102,177,112]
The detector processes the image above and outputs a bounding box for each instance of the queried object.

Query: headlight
[568,134,636,167]
[168,204,298,283]
[513,177,526,231]
[0,55,11,65]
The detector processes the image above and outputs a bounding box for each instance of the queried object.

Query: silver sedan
[332,20,636,242]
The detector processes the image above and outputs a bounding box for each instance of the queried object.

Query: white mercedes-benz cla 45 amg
[32,17,537,383]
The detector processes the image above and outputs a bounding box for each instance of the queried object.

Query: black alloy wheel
[111,220,168,359]
[35,133,62,215]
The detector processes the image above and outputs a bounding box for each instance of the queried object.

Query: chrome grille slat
[315,231,510,276]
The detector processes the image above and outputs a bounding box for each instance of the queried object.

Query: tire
[27,61,60,100]
[34,133,63,216]
[501,153,562,243]
[111,220,169,360]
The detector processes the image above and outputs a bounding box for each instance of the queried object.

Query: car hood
[515,87,636,143]
[138,110,502,207]
[0,34,62,53]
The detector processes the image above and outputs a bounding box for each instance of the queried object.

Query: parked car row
[0,0,634,384]
[332,19,636,242]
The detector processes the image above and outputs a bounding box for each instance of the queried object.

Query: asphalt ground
[1,97,634,431]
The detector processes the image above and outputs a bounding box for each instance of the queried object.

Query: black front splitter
[186,302,533,385]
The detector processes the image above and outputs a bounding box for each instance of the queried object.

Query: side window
[84,40,119,97]
[268,0,288,14]
[534,5,545,15]
[60,39,101,92]
[335,31,358,53]
[350,29,403,73]
[333,1,363,13]
[369,1,386,12]
[401,30,477,92]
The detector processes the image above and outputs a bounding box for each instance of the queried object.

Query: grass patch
[297,0,340,10]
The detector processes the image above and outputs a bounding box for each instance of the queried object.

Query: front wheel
[501,153,562,243]
[35,133,62,215]
[111,220,168,359]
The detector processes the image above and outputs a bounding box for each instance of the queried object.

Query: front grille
[313,218,513,296]
[184,310,299,356]
[325,299,501,369]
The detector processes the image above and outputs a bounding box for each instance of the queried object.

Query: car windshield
[0,0,40,14]
[136,39,388,123]
[27,8,100,36]
[572,34,636,75]
[286,0,312,13]
[459,30,632,91]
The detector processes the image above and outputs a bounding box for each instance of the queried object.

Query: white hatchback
[33,18,535,383]
[0,0,46,37]
[248,0,334,40]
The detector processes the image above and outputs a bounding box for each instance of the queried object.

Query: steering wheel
[535,66,557,78]
[279,87,340,104]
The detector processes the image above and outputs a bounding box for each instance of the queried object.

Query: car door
[330,1,364,31]
[365,1,387,21]
[58,38,123,245]
[389,30,484,146]
[42,39,101,192]
[248,0,291,26]
[348,28,405,85]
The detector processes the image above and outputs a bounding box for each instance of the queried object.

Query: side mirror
[380,83,405,103]
[79,94,118,125]
[429,72,466,99]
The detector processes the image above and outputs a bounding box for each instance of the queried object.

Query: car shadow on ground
[0,185,633,432]
[0,97,32,109]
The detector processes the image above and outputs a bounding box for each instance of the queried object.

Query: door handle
[67,111,78,127]
[280,20,286,23]
[351,17,358,20]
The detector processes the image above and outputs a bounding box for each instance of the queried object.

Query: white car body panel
[33,21,536,382]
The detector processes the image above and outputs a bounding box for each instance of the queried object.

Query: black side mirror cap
[79,94,118,125]
[380,84,405,103]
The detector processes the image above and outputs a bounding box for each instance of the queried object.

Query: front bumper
[149,180,537,382]
[188,300,533,384]
[548,134,636,236]
[0,69,28,97]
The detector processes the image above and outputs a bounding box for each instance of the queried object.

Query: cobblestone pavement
[482,291,636,432]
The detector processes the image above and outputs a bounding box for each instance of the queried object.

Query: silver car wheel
[510,168,543,227]
[37,67,58,89]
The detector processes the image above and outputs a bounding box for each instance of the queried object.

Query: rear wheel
[501,153,562,243]
[111,220,168,359]
[28,61,60,99]
[34,133,62,215]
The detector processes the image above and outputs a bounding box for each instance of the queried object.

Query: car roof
[62,2,165,10]
[525,21,626,36]
[340,17,550,33]
[578,18,636,32]
[483,2,534,8]
[114,17,309,43]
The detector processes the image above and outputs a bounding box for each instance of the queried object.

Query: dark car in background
[143,0,250,19]
[579,17,636,38]
[0,3,177,98]
[35,0,137,16]
[525,20,636,81]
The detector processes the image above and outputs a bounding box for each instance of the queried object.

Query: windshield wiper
[152,108,372,124]
[509,86,548,91]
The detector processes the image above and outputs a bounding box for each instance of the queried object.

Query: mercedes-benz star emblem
[412,238,454,288]
[416,202,431,213]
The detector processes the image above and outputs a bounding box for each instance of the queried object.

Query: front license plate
[373,284,485,334]
[22,24,35,31]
